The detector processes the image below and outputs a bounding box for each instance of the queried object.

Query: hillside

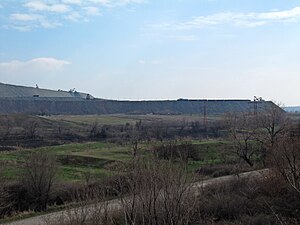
[0,82,92,99]
[0,83,277,115]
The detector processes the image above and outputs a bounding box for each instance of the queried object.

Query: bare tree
[271,134,300,195]
[89,122,108,140]
[130,121,143,158]
[225,113,259,167]
[21,152,58,211]
[257,103,287,148]
[89,122,99,139]
[177,119,188,137]
[23,119,39,139]
[116,157,197,225]
[256,103,289,165]
[0,115,14,140]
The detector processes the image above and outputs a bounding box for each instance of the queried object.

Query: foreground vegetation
[45,159,300,225]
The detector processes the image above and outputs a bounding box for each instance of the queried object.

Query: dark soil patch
[0,146,17,152]
[58,155,113,168]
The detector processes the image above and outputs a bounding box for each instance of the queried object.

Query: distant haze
[0,1,299,105]
[284,106,300,113]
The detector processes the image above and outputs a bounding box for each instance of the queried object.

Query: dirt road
[2,169,270,225]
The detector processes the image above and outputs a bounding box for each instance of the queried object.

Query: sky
[0,0,300,106]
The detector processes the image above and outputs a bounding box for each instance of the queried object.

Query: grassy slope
[0,142,131,181]
[0,140,235,182]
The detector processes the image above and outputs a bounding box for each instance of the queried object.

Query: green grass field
[0,142,133,181]
[0,140,235,182]
[46,114,222,126]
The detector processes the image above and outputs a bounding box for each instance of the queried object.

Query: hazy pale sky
[0,0,300,105]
